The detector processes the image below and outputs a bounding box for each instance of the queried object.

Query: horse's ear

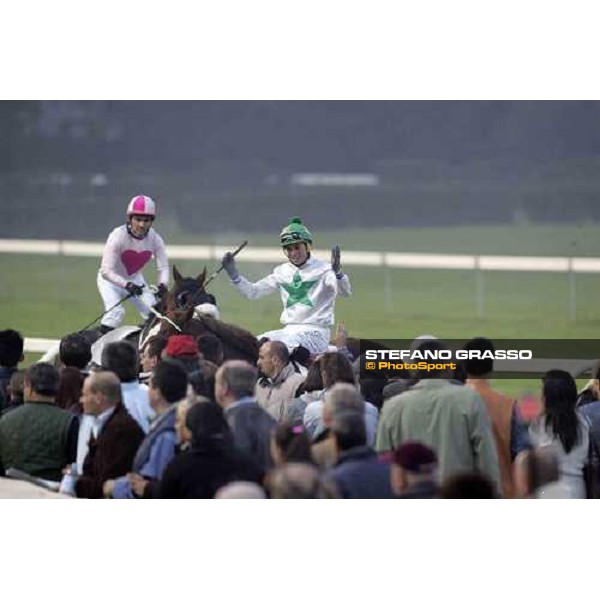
[173,265,183,285]
[165,288,176,312]
[196,267,207,288]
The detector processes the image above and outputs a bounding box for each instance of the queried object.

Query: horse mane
[191,314,259,361]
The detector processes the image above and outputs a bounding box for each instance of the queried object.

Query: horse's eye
[177,292,189,305]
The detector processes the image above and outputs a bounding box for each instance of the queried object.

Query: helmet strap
[126,219,150,240]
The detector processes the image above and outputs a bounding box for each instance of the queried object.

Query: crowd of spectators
[1,326,598,499]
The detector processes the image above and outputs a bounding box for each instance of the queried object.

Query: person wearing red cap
[96,195,170,334]
[391,441,439,499]
[163,335,201,374]
[164,335,199,358]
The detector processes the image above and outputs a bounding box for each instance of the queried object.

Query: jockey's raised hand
[331,244,343,278]
[125,282,144,296]
[221,251,240,281]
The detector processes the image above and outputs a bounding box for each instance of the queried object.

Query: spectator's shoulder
[289,371,306,386]
[365,401,379,416]
[112,410,144,435]
[580,400,600,419]
[0,403,24,420]
[453,380,481,400]
[457,384,489,413]
[379,393,405,417]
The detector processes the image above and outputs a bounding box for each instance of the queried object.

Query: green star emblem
[281,272,318,308]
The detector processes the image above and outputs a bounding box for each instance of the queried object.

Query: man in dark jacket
[327,386,395,499]
[215,360,276,471]
[0,329,24,412]
[0,362,78,481]
[579,394,600,498]
[107,360,188,499]
[75,371,145,498]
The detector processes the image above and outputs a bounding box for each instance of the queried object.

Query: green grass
[2,223,599,398]
[2,255,599,340]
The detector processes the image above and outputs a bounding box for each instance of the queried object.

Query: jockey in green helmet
[221,217,351,355]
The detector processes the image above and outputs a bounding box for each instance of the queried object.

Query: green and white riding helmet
[280,217,313,249]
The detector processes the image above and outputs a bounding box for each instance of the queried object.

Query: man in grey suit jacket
[216,360,276,471]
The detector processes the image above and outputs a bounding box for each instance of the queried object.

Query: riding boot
[99,324,114,335]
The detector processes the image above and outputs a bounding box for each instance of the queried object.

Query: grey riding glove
[221,252,241,281]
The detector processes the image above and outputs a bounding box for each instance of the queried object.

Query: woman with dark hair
[295,357,324,398]
[295,356,325,416]
[152,401,264,498]
[270,422,315,467]
[528,369,589,498]
[319,352,355,389]
[56,366,85,414]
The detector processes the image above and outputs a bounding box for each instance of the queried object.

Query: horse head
[170,265,217,310]
[152,264,259,364]
[140,265,217,348]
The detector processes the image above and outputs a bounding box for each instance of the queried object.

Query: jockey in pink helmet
[96,195,170,334]
[126,195,156,239]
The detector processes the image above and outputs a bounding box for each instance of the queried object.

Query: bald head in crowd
[89,372,122,403]
[267,463,335,499]
[257,341,289,379]
[214,481,266,499]
[80,371,123,416]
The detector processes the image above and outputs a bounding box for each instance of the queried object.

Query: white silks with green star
[231,256,351,328]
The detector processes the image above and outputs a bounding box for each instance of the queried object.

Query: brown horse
[149,265,260,364]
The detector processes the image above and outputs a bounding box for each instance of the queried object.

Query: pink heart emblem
[121,250,152,275]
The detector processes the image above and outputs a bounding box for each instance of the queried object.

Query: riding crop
[204,240,248,287]
[79,292,135,332]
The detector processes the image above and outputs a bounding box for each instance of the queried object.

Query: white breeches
[259,324,331,356]
[97,272,156,328]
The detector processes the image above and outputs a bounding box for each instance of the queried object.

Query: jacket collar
[466,377,491,392]
[224,396,256,414]
[412,378,453,391]
[260,362,295,388]
[335,445,377,465]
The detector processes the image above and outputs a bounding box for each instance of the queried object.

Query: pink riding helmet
[127,195,156,218]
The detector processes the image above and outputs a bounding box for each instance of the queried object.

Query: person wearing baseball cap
[163,335,201,375]
[391,441,439,499]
